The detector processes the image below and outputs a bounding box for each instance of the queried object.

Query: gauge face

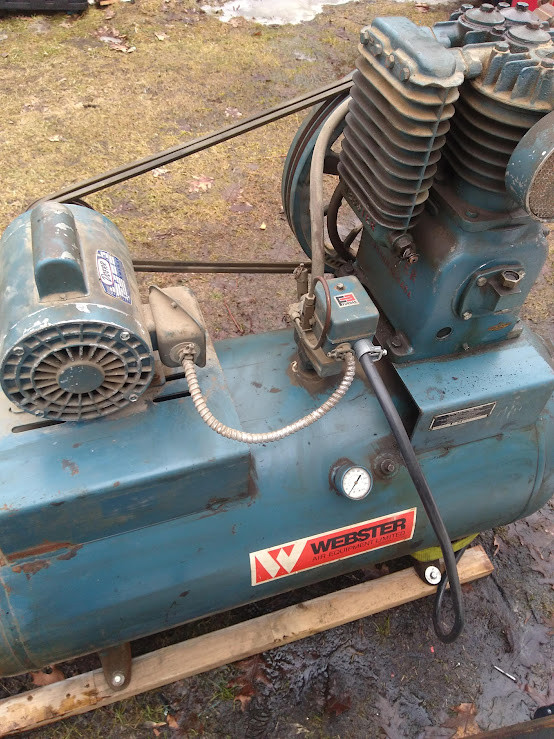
[338,465,372,500]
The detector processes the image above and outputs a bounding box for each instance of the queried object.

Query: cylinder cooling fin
[338,17,466,235]
[444,44,554,196]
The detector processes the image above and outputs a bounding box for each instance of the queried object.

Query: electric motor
[0,203,154,421]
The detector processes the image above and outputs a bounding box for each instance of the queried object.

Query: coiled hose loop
[182,351,356,445]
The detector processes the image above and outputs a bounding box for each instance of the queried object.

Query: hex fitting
[500,269,524,289]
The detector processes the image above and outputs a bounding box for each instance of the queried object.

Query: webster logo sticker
[250,508,417,586]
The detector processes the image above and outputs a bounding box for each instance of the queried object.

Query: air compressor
[0,5,552,688]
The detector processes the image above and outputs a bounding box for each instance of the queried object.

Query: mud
[0,0,552,737]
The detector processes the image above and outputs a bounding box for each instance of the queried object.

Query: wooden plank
[0,546,493,736]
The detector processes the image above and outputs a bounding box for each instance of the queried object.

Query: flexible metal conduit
[182,352,356,444]
[309,97,351,292]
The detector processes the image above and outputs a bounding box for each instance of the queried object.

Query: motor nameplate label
[250,508,417,586]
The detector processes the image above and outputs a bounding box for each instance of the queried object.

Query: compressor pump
[0,6,552,686]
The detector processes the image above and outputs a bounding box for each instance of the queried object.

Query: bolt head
[465,210,478,219]
[463,311,472,320]
[400,65,411,81]
[120,331,131,342]
[111,672,125,686]
[390,336,402,348]
[371,41,383,56]
[495,40,509,51]
[360,28,371,45]
[476,276,487,287]
[386,53,395,68]
[482,3,494,12]
[425,565,442,586]
[516,1,529,10]
[336,282,345,291]
[128,394,139,403]
[380,459,397,476]
[13,346,24,356]
[34,410,44,417]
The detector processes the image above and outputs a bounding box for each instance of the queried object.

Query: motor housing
[0,203,154,421]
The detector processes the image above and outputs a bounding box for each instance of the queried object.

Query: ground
[0,0,552,737]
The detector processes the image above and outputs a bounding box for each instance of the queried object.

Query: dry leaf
[48,135,63,142]
[152,168,169,178]
[234,690,254,710]
[415,2,430,11]
[155,32,168,41]
[229,655,271,711]
[225,106,243,119]
[259,222,267,230]
[188,175,214,193]
[493,535,501,556]
[166,713,179,729]
[442,703,482,737]
[31,666,65,686]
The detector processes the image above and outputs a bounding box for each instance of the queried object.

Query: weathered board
[0,546,493,736]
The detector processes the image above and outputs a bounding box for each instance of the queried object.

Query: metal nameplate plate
[430,402,496,430]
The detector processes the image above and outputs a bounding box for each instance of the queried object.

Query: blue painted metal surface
[0,204,154,420]
[0,329,551,676]
[313,275,379,352]
[358,205,548,362]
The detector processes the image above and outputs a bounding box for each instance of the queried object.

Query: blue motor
[0,202,155,421]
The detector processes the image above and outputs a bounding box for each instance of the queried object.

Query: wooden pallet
[0,546,493,736]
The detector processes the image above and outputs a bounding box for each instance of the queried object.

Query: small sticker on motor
[250,508,417,586]
[334,292,359,308]
[96,250,131,304]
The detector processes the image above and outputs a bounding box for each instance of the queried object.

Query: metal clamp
[354,339,387,362]
[326,342,352,360]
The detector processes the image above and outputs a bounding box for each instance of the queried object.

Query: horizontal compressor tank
[0,329,551,676]
[0,203,154,421]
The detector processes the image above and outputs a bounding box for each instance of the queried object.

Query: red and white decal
[334,292,359,308]
[250,508,417,586]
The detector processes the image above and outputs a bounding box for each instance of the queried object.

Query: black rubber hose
[354,342,465,643]
[434,545,468,635]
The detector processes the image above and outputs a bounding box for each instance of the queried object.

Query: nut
[386,53,395,68]
[476,276,487,287]
[128,394,139,403]
[500,269,524,289]
[463,311,472,320]
[380,459,397,476]
[120,331,131,341]
[13,346,24,356]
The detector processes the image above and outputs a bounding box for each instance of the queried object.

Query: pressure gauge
[333,464,373,501]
